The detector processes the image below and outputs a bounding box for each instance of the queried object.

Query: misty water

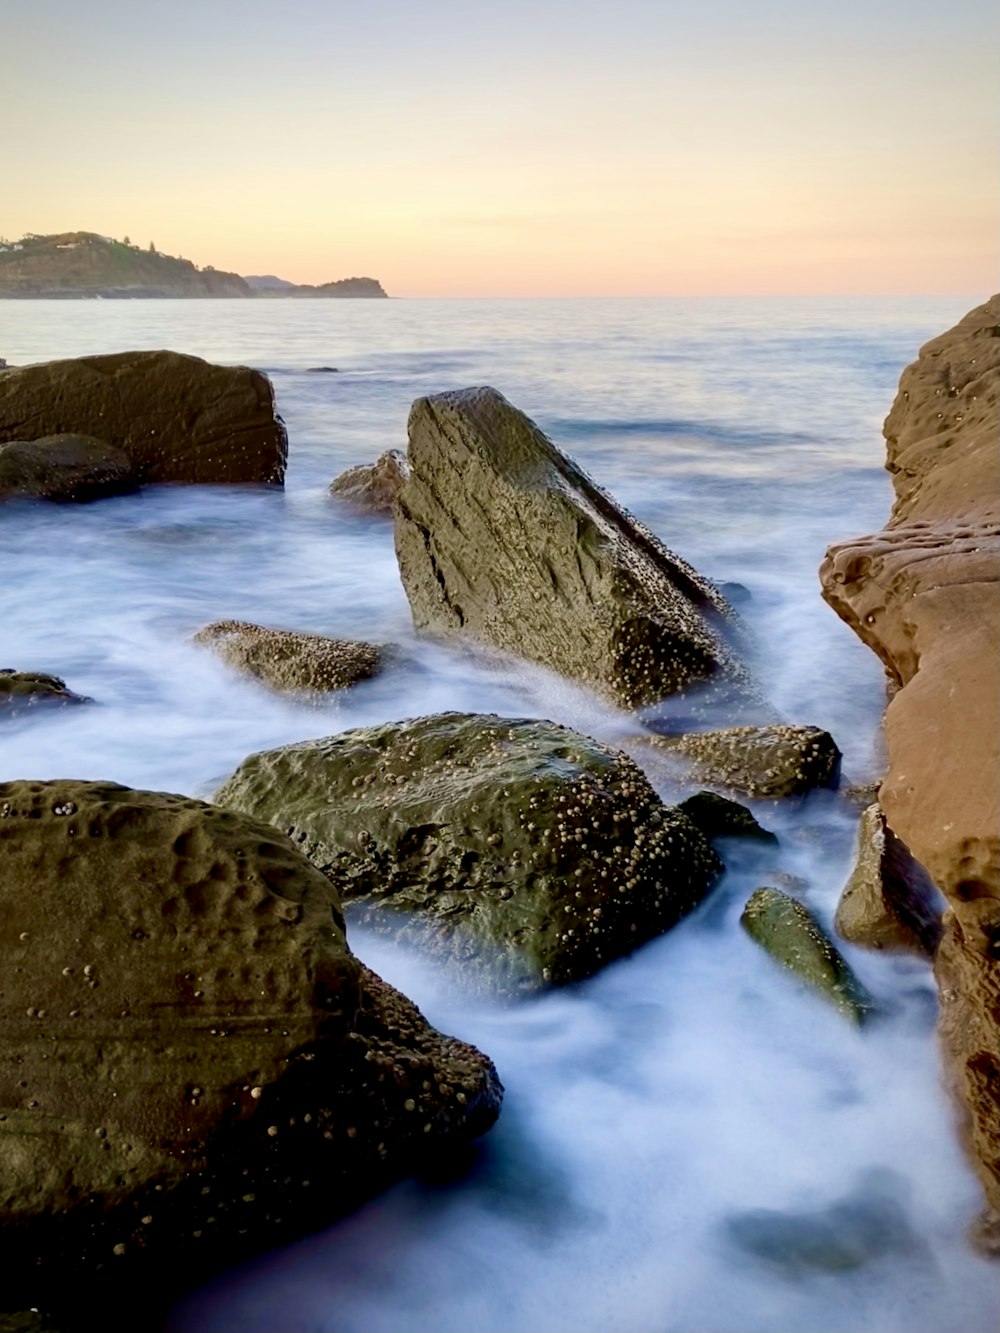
[1,297,996,1333]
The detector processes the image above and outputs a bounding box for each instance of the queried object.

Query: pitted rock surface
[835,805,943,956]
[741,887,877,1025]
[0,434,137,503]
[215,712,722,996]
[194,620,383,695]
[0,351,287,485]
[393,387,761,712]
[0,670,91,717]
[819,296,999,1243]
[330,449,410,513]
[0,780,500,1314]
[637,723,841,798]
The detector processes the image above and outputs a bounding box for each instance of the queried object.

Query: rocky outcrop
[215,713,722,996]
[0,351,287,485]
[635,724,841,798]
[819,296,999,1244]
[741,887,877,1025]
[329,449,410,514]
[835,805,943,956]
[194,621,383,695]
[394,387,760,713]
[0,780,500,1319]
[0,670,91,717]
[0,434,137,503]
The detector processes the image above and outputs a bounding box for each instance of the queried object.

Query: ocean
[1,295,996,1333]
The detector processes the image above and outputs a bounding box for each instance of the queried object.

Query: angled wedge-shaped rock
[394,387,760,713]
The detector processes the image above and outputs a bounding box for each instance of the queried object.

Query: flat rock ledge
[330,448,410,513]
[394,386,763,714]
[215,712,723,996]
[0,350,287,486]
[194,620,383,695]
[819,295,1000,1247]
[0,779,500,1323]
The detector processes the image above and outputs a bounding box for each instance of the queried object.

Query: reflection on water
[1,295,995,1332]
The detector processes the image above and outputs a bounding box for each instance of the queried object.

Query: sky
[2,0,998,297]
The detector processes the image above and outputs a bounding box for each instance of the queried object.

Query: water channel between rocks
[0,296,995,1333]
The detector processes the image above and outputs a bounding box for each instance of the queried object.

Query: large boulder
[329,448,410,514]
[635,723,841,798]
[0,780,500,1319]
[0,669,91,717]
[193,620,383,695]
[741,887,877,1025]
[819,296,999,1245]
[393,387,759,713]
[0,351,287,485]
[834,804,943,956]
[0,434,137,503]
[215,713,723,996]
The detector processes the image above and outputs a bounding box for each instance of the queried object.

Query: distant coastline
[0,232,388,299]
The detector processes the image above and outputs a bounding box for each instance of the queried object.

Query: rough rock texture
[329,449,410,513]
[741,887,877,1025]
[677,790,777,843]
[215,713,722,996]
[835,804,943,956]
[637,724,841,798]
[394,387,760,712]
[0,434,137,503]
[0,780,500,1321]
[0,351,287,485]
[0,670,91,717]
[194,621,383,696]
[819,295,1000,1244]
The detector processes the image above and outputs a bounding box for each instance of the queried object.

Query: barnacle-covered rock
[194,620,383,696]
[215,712,723,995]
[636,723,841,798]
[835,804,943,955]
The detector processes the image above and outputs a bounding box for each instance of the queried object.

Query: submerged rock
[394,386,761,713]
[0,779,500,1317]
[677,790,777,843]
[0,669,91,717]
[725,1169,922,1274]
[215,712,722,996]
[0,433,137,503]
[330,448,410,514]
[835,805,943,956]
[194,620,383,696]
[819,295,1000,1243]
[741,886,877,1024]
[637,723,841,798]
[0,350,287,485]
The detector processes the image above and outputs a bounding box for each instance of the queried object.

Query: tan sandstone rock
[0,351,287,485]
[194,620,383,696]
[819,295,1000,1248]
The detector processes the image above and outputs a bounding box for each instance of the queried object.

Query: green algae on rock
[194,620,383,696]
[0,779,500,1317]
[0,433,137,503]
[0,669,91,716]
[394,386,763,713]
[637,723,841,798]
[835,804,943,956]
[215,712,723,996]
[741,886,877,1024]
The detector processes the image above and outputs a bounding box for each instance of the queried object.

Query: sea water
[0,296,995,1333]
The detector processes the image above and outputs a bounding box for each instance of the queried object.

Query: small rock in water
[741,886,878,1024]
[330,449,410,515]
[677,790,777,843]
[0,669,92,717]
[194,620,383,696]
[637,723,841,798]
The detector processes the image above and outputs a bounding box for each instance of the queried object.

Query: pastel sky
[3,0,997,296]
